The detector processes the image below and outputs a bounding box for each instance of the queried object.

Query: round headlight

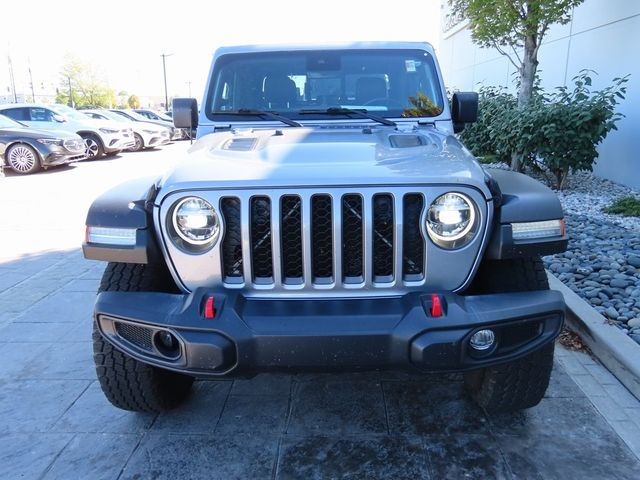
[172,197,220,246]
[426,192,477,248]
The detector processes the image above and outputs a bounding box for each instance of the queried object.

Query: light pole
[161,53,173,110]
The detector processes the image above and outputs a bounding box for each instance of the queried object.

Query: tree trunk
[511,33,539,172]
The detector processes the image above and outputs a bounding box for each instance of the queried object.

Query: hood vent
[389,135,427,148]
[223,137,258,151]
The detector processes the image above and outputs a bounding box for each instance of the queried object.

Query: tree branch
[493,42,521,70]
[509,42,524,66]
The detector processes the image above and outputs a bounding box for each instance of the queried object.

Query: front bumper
[42,150,86,166]
[101,132,136,153]
[94,289,564,377]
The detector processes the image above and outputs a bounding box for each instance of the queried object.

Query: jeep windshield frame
[204,49,446,123]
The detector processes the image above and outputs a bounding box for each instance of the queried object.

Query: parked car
[82,109,171,152]
[0,114,85,174]
[135,109,193,139]
[83,42,568,414]
[109,109,182,141]
[0,104,135,159]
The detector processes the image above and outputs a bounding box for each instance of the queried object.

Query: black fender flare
[83,176,161,264]
[484,168,568,259]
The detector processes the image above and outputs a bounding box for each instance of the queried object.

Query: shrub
[459,71,629,189]
[603,196,640,217]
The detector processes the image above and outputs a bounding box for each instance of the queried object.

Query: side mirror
[451,92,478,133]
[173,98,198,130]
[52,113,67,123]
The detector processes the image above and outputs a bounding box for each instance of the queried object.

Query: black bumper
[94,289,564,377]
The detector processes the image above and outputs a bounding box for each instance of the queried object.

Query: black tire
[128,133,144,152]
[93,262,193,412]
[463,256,555,413]
[6,143,41,174]
[81,133,105,159]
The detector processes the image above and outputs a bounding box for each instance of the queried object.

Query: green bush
[459,86,515,164]
[459,72,629,189]
[603,197,640,217]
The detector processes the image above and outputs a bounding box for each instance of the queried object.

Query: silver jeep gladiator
[83,42,568,413]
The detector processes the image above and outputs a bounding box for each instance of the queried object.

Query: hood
[158,126,491,199]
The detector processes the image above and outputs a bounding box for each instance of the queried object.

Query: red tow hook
[430,294,444,317]
[204,296,216,319]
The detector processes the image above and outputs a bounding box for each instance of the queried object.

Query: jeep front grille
[217,189,426,291]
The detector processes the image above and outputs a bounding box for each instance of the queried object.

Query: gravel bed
[539,172,640,345]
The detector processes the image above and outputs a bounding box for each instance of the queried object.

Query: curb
[548,273,640,400]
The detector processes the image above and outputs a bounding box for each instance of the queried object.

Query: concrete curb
[548,273,640,400]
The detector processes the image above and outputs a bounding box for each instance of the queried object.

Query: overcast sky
[1,0,441,102]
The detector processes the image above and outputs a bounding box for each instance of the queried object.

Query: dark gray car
[0,114,85,174]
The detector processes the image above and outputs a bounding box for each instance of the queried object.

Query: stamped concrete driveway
[1,143,639,479]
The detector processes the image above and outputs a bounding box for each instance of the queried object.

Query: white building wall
[439,0,640,190]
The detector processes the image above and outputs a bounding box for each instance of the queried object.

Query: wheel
[81,133,104,159]
[93,262,193,412]
[128,133,144,152]
[463,256,555,413]
[6,143,40,174]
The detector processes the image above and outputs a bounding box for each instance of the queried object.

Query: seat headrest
[355,77,387,103]
[264,75,297,107]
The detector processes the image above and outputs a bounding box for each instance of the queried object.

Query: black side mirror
[173,98,198,130]
[451,92,478,133]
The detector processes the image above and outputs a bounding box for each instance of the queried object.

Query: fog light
[470,329,495,351]
[154,331,180,358]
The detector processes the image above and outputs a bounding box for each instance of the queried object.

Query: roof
[213,41,435,56]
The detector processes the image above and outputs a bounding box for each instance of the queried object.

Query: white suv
[0,103,135,159]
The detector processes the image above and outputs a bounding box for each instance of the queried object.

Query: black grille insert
[115,322,153,351]
[250,196,273,280]
[373,194,394,280]
[281,195,303,282]
[403,193,425,280]
[342,194,363,280]
[311,195,333,280]
[220,197,243,281]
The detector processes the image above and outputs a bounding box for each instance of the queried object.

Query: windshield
[50,105,92,122]
[206,49,445,121]
[0,114,26,128]
[115,110,150,122]
[89,110,127,123]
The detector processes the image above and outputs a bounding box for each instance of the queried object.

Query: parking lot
[1,143,639,479]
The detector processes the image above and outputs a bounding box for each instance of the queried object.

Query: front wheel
[128,133,144,152]
[7,143,41,174]
[81,133,104,159]
[463,256,556,412]
[93,262,193,412]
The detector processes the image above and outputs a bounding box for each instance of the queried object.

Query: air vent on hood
[223,137,258,151]
[388,135,427,148]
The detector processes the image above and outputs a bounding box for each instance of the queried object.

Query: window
[1,107,30,121]
[30,108,55,122]
[206,49,444,121]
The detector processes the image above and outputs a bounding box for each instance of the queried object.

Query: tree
[55,54,116,108]
[128,95,141,109]
[449,0,583,170]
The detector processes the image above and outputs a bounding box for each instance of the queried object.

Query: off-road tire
[93,262,193,412]
[464,256,555,413]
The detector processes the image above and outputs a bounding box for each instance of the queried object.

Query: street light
[161,53,173,110]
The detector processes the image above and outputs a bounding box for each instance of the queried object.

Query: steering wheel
[363,98,405,109]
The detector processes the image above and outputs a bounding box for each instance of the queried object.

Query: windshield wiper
[298,107,397,127]
[221,109,302,127]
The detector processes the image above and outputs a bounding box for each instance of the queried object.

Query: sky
[0,0,441,104]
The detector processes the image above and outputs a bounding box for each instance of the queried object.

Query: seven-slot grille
[219,190,426,289]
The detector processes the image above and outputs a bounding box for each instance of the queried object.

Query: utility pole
[28,59,35,103]
[8,55,17,103]
[161,53,173,110]
[68,76,74,108]
[186,81,192,97]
